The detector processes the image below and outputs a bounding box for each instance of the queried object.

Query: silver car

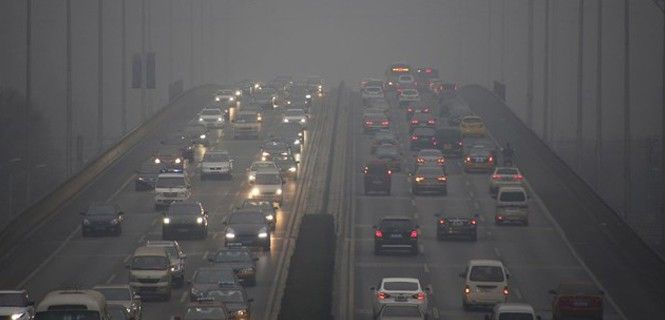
[145,240,187,285]
[92,285,142,320]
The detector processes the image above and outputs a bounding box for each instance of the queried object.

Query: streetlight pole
[66,0,73,177]
[97,0,104,152]
[623,0,631,221]
[526,0,534,129]
[121,0,127,134]
[576,0,585,172]
[594,0,603,188]
[543,0,551,143]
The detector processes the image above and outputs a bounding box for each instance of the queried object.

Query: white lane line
[432,307,440,320]
[137,234,146,244]
[123,253,132,264]
[105,273,117,284]
[179,291,188,303]
[410,199,416,206]
[494,247,502,258]
[151,218,158,227]
[423,263,430,273]
[513,287,523,299]
[202,250,209,261]
[212,232,218,239]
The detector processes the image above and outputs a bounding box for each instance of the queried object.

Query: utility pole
[25,0,32,202]
[526,0,534,129]
[140,0,146,122]
[576,0,585,172]
[97,0,104,152]
[121,0,127,134]
[65,0,73,177]
[651,0,665,257]
[487,0,492,87]
[500,0,506,83]
[623,0,631,221]
[595,0,603,188]
[543,0,551,143]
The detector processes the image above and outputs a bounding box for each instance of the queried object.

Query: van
[35,290,109,320]
[154,173,191,210]
[460,259,510,310]
[127,246,173,301]
[495,186,529,225]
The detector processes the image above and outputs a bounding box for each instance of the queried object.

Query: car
[485,303,541,320]
[396,74,416,90]
[273,153,299,181]
[373,216,419,255]
[145,240,187,286]
[434,213,478,241]
[154,173,191,209]
[260,140,291,162]
[198,107,225,128]
[282,108,308,128]
[385,63,412,90]
[375,144,402,172]
[223,210,272,250]
[549,282,604,320]
[35,290,108,319]
[239,103,264,122]
[232,111,261,139]
[363,112,390,133]
[376,303,426,320]
[448,104,474,126]
[435,128,463,157]
[286,85,312,108]
[414,67,439,90]
[152,133,190,171]
[92,285,142,320]
[246,161,279,183]
[188,267,239,302]
[363,159,392,195]
[397,88,420,107]
[361,78,385,91]
[201,150,233,179]
[180,299,230,320]
[274,125,304,162]
[365,97,391,113]
[415,149,445,167]
[411,166,448,195]
[460,259,510,310]
[371,130,399,153]
[489,167,525,195]
[181,124,210,147]
[362,86,384,100]
[306,76,325,96]
[127,246,174,300]
[214,88,239,107]
[495,186,529,225]
[161,202,208,240]
[208,247,259,286]
[460,115,486,137]
[135,160,162,191]
[409,128,437,151]
[0,290,35,320]
[203,285,253,320]
[406,103,431,120]
[408,113,436,133]
[80,203,124,237]
[107,304,132,320]
[248,169,284,207]
[464,148,496,173]
[371,278,428,317]
[429,78,443,94]
[250,87,277,109]
[240,199,277,229]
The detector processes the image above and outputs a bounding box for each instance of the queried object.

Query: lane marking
[432,307,440,320]
[202,250,209,261]
[105,273,117,284]
[137,234,146,244]
[513,287,523,299]
[123,253,132,264]
[494,247,502,258]
[423,263,430,273]
[179,291,188,303]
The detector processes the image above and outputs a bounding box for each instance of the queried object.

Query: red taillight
[491,174,500,180]
[410,230,418,238]
[382,121,390,126]
[365,121,373,125]
[465,156,471,162]
[411,136,418,141]
[375,230,383,238]
[427,120,436,124]
[377,291,389,300]
[417,158,425,163]
[423,108,430,113]
[503,286,509,296]
[387,170,393,175]
[488,156,494,162]
[515,174,524,180]
[437,176,447,182]
[439,219,446,225]
[411,120,418,124]
[413,292,425,300]
[407,108,413,112]
[470,219,477,225]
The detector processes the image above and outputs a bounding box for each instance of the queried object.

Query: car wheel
[462,300,470,311]
[411,245,419,255]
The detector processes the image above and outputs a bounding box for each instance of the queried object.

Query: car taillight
[387,170,392,175]
[411,120,418,124]
[413,292,425,300]
[382,121,390,126]
[411,136,418,141]
[439,219,446,225]
[427,120,436,124]
[375,230,383,238]
[407,108,413,112]
[488,156,494,162]
[470,219,477,225]
[491,174,500,180]
[515,174,524,180]
[465,156,471,162]
[377,291,390,300]
[365,121,373,125]
[437,158,445,164]
[464,286,471,294]
[410,230,418,238]
[417,158,425,163]
[503,286,509,296]
[437,176,447,181]
[415,176,425,182]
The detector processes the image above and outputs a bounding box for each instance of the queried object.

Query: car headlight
[283,118,289,123]
[266,214,274,221]
[163,217,171,224]
[262,151,270,157]
[235,90,242,96]
[217,117,223,121]
[196,217,204,224]
[288,167,296,172]
[298,132,303,137]
[200,134,206,139]
[175,158,182,164]
[306,94,312,99]
[249,174,256,181]
[229,97,235,101]
[154,158,161,164]
[83,219,90,225]
[215,97,221,102]
[287,100,291,105]
[11,313,25,320]
[199,117,204,122]
[236,309,247,317]
[110,218,119,225]
[257,115,262,121]
[276,188,282,195]
[258,227,268,238]
[300,118,306,123]
[225,229,236,239]
[251,187,260,196]
[293,139,300,145]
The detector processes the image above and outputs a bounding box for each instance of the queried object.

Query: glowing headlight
[258,232,268,238]
[300,118,306,123]
[175,158,182,164]
[266,214,274,221]
[254,83,260,89]
[215,97,220,102]
[293,139,300,145]
[298,132,303,137]
[272,96,276,101]
[163,217,171,224]
[235,90,242,96]
[288,167,297,172]
[249,175,256,181]
[257,115,263,121]
[196,217,204,224]
[251,187,260,196]
[276,188,282,195]
[306,94,312,99]
[262,152,270,157]
[229,97,235,101]
[83,219,90,225]
[200,134,206,139]
[287,101,291,105]
[236,310,247,316]
[11,313,25,320]
[218,117,223,121]
[225,229,236,239]
[110,219,119,225]
[154,158,161,164]
[318,85,323,90]
[283,118,289,123]
[199,117,204,122]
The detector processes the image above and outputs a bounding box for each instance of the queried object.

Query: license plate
[390,234,403,239]
[475,157,484,162]
[573,302,588,307]
[444,144,451,149]
[395,296,408,302]
[373,180,383,185]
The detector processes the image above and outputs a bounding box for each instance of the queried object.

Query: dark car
[223,210,271,250]
[181,299,230,320]
[435,128,463,157]
[287,85,312,108]
[410,128,437,151]
[274,124,304,160]
[273,154,299,181]
[107,304,131,320]
[188,267,240,302]
[153,133,192,170]
[409,113,437,133]
[373,216,419,255]
[464,148,496,173]
[162,202,208,240]
[208,248,258,286]
[406,103,431,120]
[411,166,448,195]
[549,282,604,320]
[204,285,253,320]
[181,124,210,147]
[375,144,402,172]
[241,199,277,229]
[135,160,162,191]
[80,203,124,237]
[261,141,291,162]
[371,130,399,154]
[363,159,392,195]
[434,213,478,241]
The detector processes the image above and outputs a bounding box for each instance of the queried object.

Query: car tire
[410,245,419,255]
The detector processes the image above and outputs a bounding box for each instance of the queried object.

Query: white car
[247,161,279,183]
[248,169,284,207]
[282,108,308,128]
[154,173,191,209]
[0,290,35,320]
[397,74,416,88]
[362,86,384,100]
[198,107,224,128]
[397,88,421,107]
[145,240,187,285]
[461,259,510,310]
[487,303,540,320]
[372,278,429,317]
[201,150,233,178]
[214,89,238,105]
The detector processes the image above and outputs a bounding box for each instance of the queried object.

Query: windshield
[131,256,169,270]
[499,313,534,320]
[35,311,100,320]
[366,87,381,92]
[0,293,27,306]
[376,147,398,157]
[285,110,305,117]
[384,282,418,291]
[399,75,414,82]
[203,153,229,162]
[469,266,505,282]
[193,269,230,284]
[87,205,114,215]
[255,173,281,185]
[229,212,265,224]
[156,177,186,188]
[95,288,130,301]
[167,203,200,215]
[236,114,257,122]
[212,250,252,263]
[201,109,221,115]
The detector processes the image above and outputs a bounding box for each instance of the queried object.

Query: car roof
[92,284,131,290]
[494,303,535,314]
[468,259,504,267]
[133,246,168,256]
[381,277,420,284]
[146,240,179,247]
[380,215,413,221]
[37,290,106,312]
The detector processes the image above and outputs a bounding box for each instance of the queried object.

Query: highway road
[337,89,628,320]
[0,85,336,320]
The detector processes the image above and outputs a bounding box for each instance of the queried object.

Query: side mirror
[415,225,420,229]
[371,225,377,229]
[506,273,510,279]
